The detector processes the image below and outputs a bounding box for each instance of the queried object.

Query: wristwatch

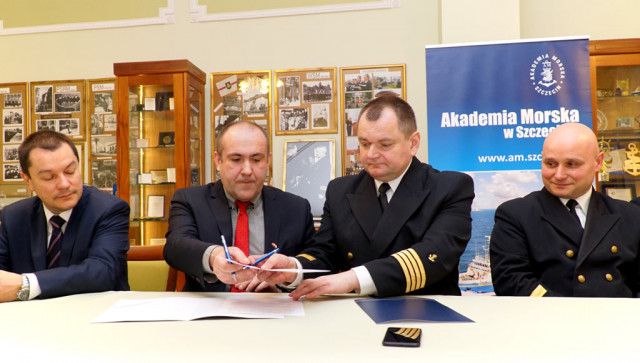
[16,274,30,301]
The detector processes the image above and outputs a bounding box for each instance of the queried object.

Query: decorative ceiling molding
[0,0,174,36]
[190,0,401,22]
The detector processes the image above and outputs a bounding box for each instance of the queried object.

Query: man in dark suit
[0,131,129,302]
[259,93,474,298]
[491,122,640,297]
[164,121,314,292]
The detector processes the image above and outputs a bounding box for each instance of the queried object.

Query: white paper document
[91,295,304,323]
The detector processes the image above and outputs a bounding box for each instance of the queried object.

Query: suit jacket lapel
[347,175,381,241]
[539,188,583,246]
[210,182,233,242]
[59,188,88,266]
[263,187,281,251]
[576,192,618,266]
[30,200,47,270]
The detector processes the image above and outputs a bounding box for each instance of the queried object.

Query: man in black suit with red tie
[257,93,474,298]
[164,121,314,292]
[491,123,640,297]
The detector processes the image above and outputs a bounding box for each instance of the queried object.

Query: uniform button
[566,250,575,258]
[577,275,586,283]
[347,252,354,259]
[611,246,618,254]
[606,273,613,282]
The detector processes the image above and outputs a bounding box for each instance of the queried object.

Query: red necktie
[231,200,252,292]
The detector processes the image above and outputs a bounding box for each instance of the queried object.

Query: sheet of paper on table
[92,294,304,323]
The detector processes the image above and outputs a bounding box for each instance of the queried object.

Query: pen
[244,243,279,269]
[220,235,232,264]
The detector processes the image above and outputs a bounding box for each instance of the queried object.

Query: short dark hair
[215,120,270,155]
[19,130,79,177]
[358,92,416,138]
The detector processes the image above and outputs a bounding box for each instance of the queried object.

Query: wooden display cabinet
[590,39,640,202]
[114,60,206,246]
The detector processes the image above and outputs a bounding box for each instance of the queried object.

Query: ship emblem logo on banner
[530,53,566,96]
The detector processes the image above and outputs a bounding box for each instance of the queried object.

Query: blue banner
[426,38,592,171]
[425,38,592,294]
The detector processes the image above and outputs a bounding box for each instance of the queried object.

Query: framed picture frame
[146,195,165,218]
[274,67,338,135]
[158,131,175,147]
[601,184,636,202]
[210,70,272,182]
[340,64,406,176]
[0,82,29,190]
[30,79,87,141]
[282,139,335,218]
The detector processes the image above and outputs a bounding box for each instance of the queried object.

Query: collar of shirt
[559,188,592,227]
[222,188,263,211]
[373,162,411,203]
[43,205,73,236]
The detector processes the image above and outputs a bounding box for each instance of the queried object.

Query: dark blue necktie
[47,215,65,269]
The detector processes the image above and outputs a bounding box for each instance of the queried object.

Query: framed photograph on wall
[30,80,87,141]
[274,67,338,135]
[340,64,406,176]
[0,82,29,193]
[282,139,335,217]
[210,70,272,182]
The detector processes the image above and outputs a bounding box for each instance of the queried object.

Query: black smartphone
[382,327,421,347]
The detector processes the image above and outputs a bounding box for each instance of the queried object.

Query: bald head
[541,123,603,199]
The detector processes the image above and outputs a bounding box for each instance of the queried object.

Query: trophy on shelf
[598,137,611,182]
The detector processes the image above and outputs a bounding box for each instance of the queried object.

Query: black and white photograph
[345,73,373,92]
[302,80,333,103]
[91,114,104,135]
[223,95,242,115]
[279,108,309,132]
[3,145,19,162]
[284,140,334,217]
[4,127,23,144]
[3,109,23,125]
[4,93,22,108]
[278,76,300,106]
[54,92,81,113]
[345,91,373,109]
[243,90,268,115]
[94,93,113,113]
[311,103,330,129]
[103,114,117,132]
[373,70,402,90]
[58,118,80,136]
[214,114,241,138]
[91,135,117,156]
[34,85,53,113]
[91,159,117,189]
[3,164,21,181]
[36,119,57,132]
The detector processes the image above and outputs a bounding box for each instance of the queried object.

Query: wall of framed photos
[1,1,637,189]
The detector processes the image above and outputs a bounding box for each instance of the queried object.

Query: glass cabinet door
[187,83,204,187]
[592,51,640,202]
[128,82,176,245]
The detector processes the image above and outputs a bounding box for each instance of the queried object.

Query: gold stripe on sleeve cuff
[296,254,316,261]
[530,284,547,297]
[391,248,427,293]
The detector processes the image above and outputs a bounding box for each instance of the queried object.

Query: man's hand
[256,253,298,285]
[209,246,255,284]
[289,270,359,300]
[235,276,280,293]
[0,270,22,302]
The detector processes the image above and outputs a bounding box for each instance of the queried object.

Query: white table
[0,291,638,362]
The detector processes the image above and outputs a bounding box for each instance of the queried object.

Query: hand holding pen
[244,243,279,269]
[213,235,253,285]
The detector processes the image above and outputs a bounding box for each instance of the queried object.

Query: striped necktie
[47,215,66,269]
